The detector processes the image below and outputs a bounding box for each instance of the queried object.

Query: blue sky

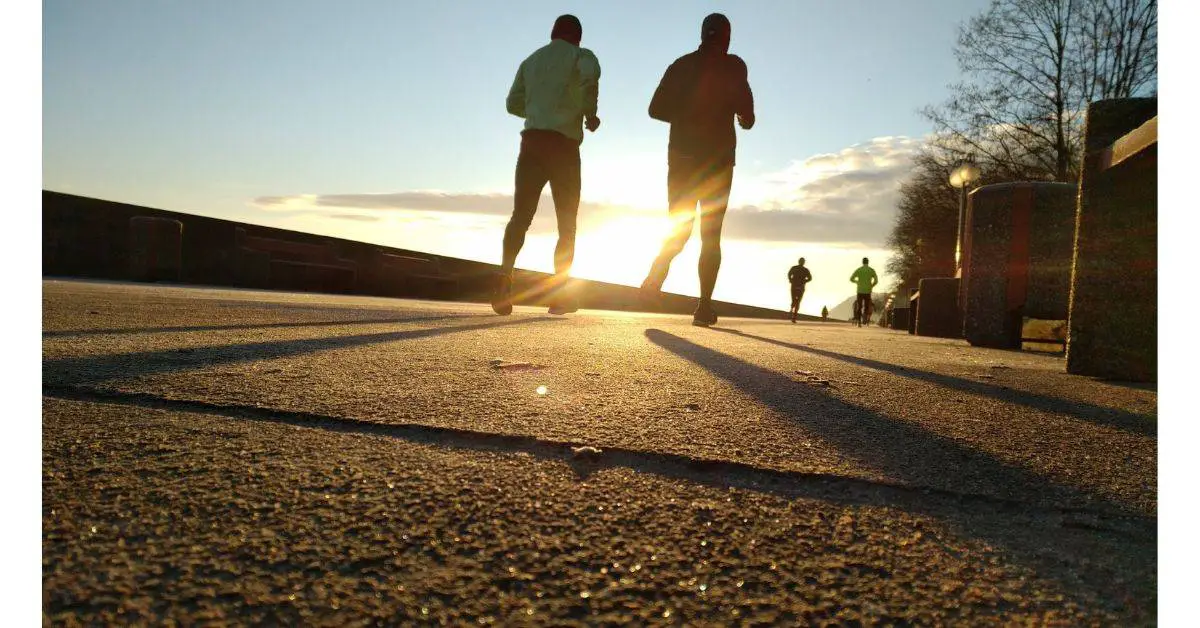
[43,0,994,312]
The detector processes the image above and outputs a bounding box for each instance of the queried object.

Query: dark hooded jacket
[648,16,755,165]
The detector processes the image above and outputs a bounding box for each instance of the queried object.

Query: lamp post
[949,159,981,272]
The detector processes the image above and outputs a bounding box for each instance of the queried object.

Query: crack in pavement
[42,384,1152,534]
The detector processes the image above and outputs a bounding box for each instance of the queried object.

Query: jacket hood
[700,13,730,54]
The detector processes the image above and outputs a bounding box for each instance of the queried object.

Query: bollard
[128,216,183,282]
[914,277,960,338]
[961,182,1076,348]
[1066,98,1157,381]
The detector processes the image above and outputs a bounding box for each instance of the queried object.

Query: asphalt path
[42,279,1157,625]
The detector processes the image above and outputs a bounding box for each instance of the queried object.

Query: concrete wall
[1066,99,1157,382]
[961,182,1076,348]
[914,277,960,338]
[42,191,806,321]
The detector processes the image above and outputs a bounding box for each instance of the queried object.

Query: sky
[42,0,995,313]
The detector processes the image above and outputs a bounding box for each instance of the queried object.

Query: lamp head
[950,161,981,189]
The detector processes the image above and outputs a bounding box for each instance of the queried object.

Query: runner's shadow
[45,317,563,385]
[645,328,1129,511]
[644,328,1154,617]
[709,327,1156,437]
[43,314,485,338]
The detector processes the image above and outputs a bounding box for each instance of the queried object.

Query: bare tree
[923,0,1156,183]
[885,149,961,293]
[1072,0,1158,99]
[886,145,1021,293]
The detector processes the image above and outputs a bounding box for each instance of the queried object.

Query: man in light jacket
[493,14,601,316]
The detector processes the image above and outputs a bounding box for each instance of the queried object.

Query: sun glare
[570,215,671,287]
[585,154,667,211]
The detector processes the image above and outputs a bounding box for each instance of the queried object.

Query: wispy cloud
[255,191,618,219]
[251,136,921,248]
[740,136,921,245]
[327,213,382,222]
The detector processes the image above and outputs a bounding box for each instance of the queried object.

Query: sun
[569,215,671,287]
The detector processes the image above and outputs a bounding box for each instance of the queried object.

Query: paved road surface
[42,279,1157,625]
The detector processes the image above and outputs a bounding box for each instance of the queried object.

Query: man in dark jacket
[639,13,755,327]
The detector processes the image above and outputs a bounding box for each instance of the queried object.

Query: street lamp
[949,159,981,271]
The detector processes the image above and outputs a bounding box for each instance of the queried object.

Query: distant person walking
[787,257,812,323]
[821,305,829,320]
[639,13,755,327]
[493,14,602,316]
[849,257,878,325]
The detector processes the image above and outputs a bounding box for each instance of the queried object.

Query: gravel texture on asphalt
[42,280,1157,624]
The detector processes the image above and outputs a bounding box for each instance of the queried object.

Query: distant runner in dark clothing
[640,13,755,327]
[787,257,812,323]
[492,14,601,316]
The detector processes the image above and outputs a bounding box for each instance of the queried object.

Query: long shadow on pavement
[44,316,562,385]
[42,314,484,339]
[644,328,1155,618]
[710,327,1156,438]
[645,329,1141,514]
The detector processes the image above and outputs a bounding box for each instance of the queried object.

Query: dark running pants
[501,130,581,277]
[645,153,735,301]
[855,293,872,320]
[791,287,805,311]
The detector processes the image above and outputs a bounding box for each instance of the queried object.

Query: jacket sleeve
[732,56,755,127]
[506,62,526,118]
[648,62,677,123]
[579,50,600,117]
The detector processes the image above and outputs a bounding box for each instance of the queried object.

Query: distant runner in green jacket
[849,257,878,324]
